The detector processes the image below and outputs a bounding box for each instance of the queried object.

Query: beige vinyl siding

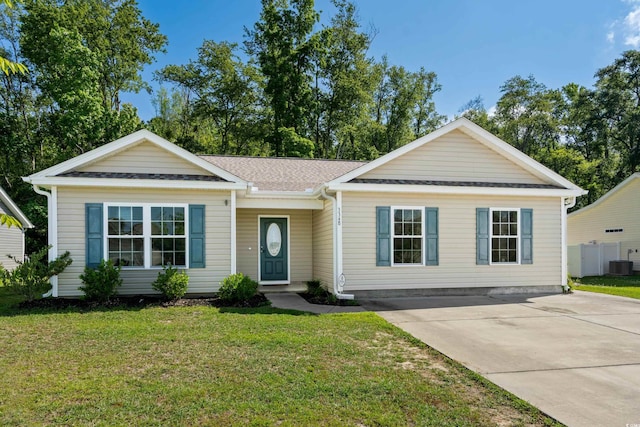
[78,140,214,176]
[341,192,562,291]
[568,178,640,269]
[56,187,231,297]
[0,200,24,270]
[360,130,546,184]
[236,209,312,284]
[312,199,334,291]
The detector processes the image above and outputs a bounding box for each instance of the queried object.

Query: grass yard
[0,288,559,426]
[571,275,640,300]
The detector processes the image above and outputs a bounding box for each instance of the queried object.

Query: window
[105,204,188,269]
[107,206,144,267]
[490,209,518,264]
[392,207,423,265]
[151,207,186,267]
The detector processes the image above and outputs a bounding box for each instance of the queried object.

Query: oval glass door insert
[266,223,282,256]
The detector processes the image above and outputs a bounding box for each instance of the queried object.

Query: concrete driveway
[360,291,640,427]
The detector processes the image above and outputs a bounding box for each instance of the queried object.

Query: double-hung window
[106,204,188,269]
[490,208,519,264]
[392,207,423,265]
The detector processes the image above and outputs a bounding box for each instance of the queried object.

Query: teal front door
[259,217,288,282]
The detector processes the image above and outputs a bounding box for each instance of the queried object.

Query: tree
[245,0,318,156]
[156,40,264,155]
[593,50,640,179]
[493,75,563,156]
[0,0,26,75]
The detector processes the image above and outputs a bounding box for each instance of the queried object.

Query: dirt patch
[17,294,269,310]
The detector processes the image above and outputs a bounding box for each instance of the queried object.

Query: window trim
[489,207,520,265]
[103,202,189,270]
[390,206,425,267]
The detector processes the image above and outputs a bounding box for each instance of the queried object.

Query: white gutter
[32,185,58,298]
[320,187,354,300]
[562,196,577,292]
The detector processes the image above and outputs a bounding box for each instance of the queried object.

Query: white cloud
[607,31,615,43]
[624,6,640,47]
[487,105,497,118]
[610,1,640,47]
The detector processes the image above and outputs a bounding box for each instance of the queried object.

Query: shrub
[306,279,325,297]
[79,259,122,302]
[219,273,258,304]
[4,246,72,301]
[152,264,189,300]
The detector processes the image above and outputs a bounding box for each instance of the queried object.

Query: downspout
[320,187,354,300]
[32,185,58,298]
[562,196,577,293]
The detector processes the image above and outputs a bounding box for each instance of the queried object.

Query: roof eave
[23,176,247,191]
[327,182,586,197]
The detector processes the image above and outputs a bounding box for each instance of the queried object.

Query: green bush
[306,279,325,297]
[79,259,122,302]
[219,273,258,304]
[4,246,72,301]
[152,264,189,300]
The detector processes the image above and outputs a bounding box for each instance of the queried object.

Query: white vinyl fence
[567,242,620,278]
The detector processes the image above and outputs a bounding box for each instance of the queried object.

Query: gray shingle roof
[200,155,366,191]
[59,171,227,182]
[348,178,564,189]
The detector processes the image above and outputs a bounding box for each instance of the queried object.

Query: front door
[259,217,288,283]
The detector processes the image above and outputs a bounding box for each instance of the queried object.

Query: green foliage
[0,213,22,228]
[151,264,189,300]
[218,273,258,304]
[3,246,72,301]
[79,259,122,302]
[306,279,325,297]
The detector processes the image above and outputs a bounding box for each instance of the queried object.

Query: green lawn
[571,275,640,300]
[0,289,559,426]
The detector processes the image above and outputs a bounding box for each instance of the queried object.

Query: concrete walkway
[360,291,640,427]
[266,293,364,314]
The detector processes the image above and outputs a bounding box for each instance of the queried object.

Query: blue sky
[123,0,637,121]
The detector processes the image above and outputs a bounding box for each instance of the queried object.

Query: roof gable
[330,118,585,193]
[26,130,245,184]
[0,186,33,228]
[569,173,640,218]
[358,129,547,184]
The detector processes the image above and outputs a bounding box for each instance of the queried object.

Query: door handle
[260,245,265,253]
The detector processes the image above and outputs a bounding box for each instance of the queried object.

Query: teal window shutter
[425,207,439,266]
[85,203,103,268]
[476,208,489,265]
[521,208,533,264]
[189,205,206,268]
[376,206,391,266]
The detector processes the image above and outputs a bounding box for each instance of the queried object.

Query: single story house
[0,186,34,270]
[23,118,585,298]
[568,173,640,274]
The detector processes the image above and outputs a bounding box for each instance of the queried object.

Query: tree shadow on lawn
[0,292,316,317]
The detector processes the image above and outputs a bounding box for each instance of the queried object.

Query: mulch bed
[17,294,269,310]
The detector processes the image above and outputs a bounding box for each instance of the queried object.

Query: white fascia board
[327,183,585,197]
[327,117,585,193]
[26,129,247,185]
[568,172,640,218]
[237,197,324,210]
[0,186,34,228]
[24,176,246,191]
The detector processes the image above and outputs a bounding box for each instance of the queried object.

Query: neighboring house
[568,173,640,274]
[0,186,34,270]
[23,118,585,298]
